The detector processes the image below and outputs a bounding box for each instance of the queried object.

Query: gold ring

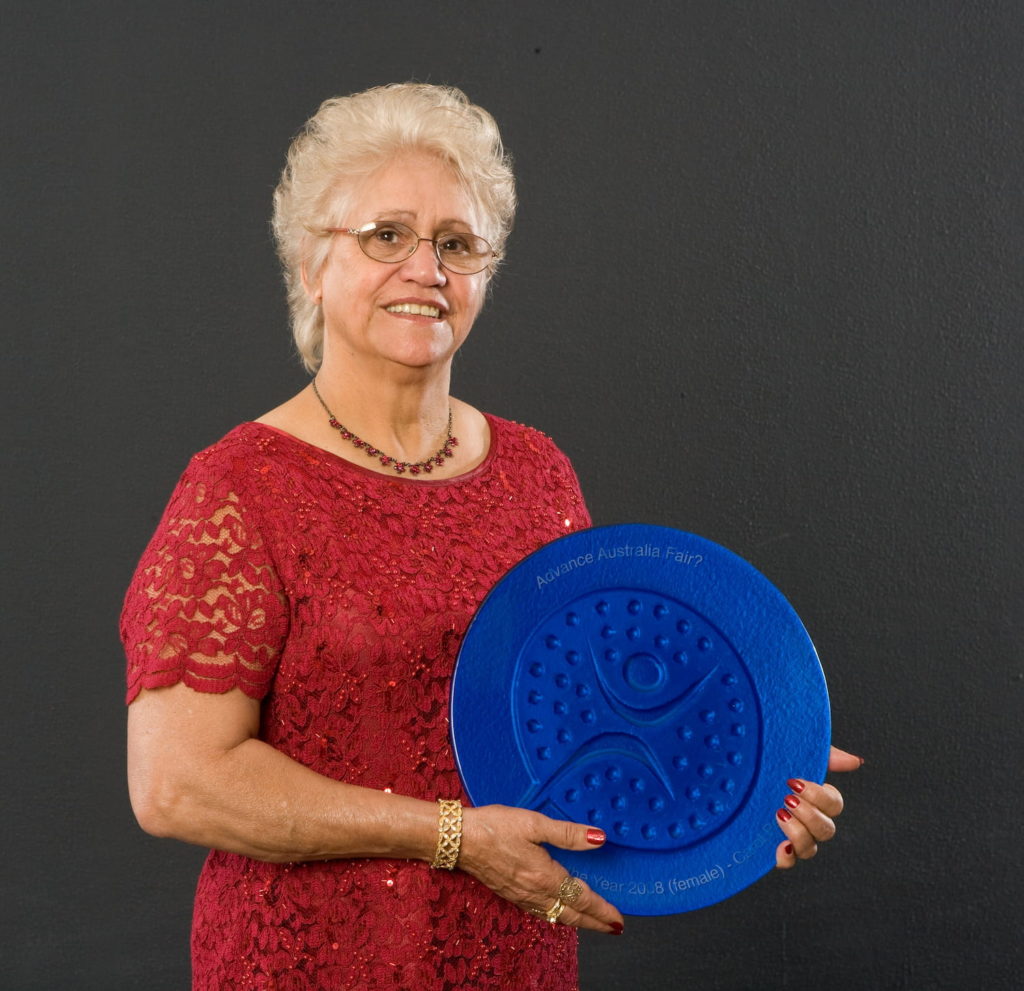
[544,898,565,924]
[557,875,584,905]
[529,898,566,924]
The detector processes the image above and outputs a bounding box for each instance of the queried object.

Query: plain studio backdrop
[2,2,1020,988]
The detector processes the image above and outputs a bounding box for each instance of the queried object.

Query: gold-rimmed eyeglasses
[318,220,495,275]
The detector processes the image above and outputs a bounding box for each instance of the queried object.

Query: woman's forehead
[342,153,484,231]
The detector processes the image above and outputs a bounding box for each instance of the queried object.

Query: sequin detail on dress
[121,415,590,990]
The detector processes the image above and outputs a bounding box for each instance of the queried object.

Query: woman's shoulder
[186,421,275,468]
[173,422,303,494]
[484,412,572,461]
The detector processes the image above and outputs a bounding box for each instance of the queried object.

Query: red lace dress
[121,414,591,990]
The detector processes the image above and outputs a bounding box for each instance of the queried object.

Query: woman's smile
[384,298,446,320]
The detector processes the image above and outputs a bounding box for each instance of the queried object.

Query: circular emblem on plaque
[451,524,830,914]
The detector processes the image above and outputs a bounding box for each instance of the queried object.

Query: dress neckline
[238,413,499,486]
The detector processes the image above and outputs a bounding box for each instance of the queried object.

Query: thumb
[828,745,865,773]
[545,817,608,851]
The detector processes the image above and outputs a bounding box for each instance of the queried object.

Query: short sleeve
[548,442,592,533]
[518,421,592,533]
[121,451,289,704]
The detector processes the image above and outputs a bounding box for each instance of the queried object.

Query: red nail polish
[586,828,606,845]
[784,795,800,810]
[777,808,793,822]
[784,843,794,856]
[786,778,805,793]
[609,922,624,935]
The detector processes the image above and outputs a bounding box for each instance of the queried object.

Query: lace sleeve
[523,422,593,532]
[121,454,289,704]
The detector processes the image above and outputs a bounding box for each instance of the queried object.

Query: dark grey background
[3,1,1021,988]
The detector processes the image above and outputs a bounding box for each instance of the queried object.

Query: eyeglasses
[320,221,495,275]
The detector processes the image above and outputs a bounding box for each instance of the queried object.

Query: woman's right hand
[458,804,625,935]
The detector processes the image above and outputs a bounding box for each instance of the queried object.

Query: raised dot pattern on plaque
[513,589,760,850]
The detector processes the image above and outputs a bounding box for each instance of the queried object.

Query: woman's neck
[308,357,454,465]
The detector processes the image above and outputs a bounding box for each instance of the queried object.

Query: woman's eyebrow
[373,209,473,229]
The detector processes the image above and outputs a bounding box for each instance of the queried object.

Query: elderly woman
[123,83,856,990]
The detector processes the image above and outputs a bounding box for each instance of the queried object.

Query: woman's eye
[373,226,403,244]
[439,235,471,255]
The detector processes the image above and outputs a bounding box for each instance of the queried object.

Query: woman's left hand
[774,745,862,868]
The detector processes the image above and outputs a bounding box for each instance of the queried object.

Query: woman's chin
[382,335,461,370]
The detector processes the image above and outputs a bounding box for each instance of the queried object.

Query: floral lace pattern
[121,416,591,989]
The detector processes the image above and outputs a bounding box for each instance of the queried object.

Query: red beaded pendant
[312,379,458,477]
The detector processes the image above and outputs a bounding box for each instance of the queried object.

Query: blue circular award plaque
[450,524,830,915]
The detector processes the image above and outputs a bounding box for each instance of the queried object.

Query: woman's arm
[127,683,438,862]
[127,683,625,933]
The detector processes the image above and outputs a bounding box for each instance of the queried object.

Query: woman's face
[309,152,489,375]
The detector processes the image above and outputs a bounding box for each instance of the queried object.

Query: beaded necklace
[311,379,458,476]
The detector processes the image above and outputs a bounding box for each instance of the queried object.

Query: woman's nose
[399,238,447,285]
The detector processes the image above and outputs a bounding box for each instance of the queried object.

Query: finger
[827,745,864,772]
[775,806,818,859]
[774,839,797,870]
[553,901,624,935]
[529,876,624,934]
[787,778,844,818]
[782,791,836,843]
[781,789,838,850]
[562,876,624,932]
[543,816,608,852]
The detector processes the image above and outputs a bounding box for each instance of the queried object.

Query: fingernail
[609,922,624,935]
[857,755,866,766]
[777,808,793,822]
[586,828,606,845]
[784,843,794,856]
[786,778,805,793]
[784,795,801,810]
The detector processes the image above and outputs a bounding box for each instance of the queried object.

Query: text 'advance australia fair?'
[535,542,705,591]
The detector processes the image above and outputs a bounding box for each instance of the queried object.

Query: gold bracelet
[430,798,463,870]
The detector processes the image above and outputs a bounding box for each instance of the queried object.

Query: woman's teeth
[386,303,441,318]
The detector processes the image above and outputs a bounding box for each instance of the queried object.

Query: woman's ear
[300,261,322,304]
